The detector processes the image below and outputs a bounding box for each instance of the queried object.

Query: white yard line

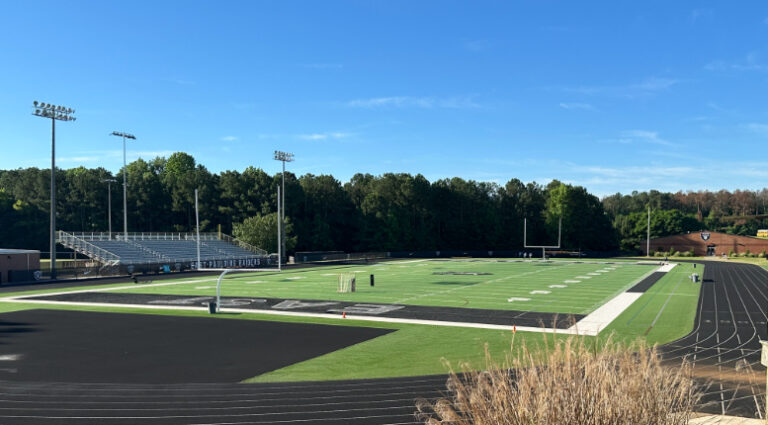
[0,297,593,335]
[1,278,218,302]
[392,265,562,305]
[385,259,431,265]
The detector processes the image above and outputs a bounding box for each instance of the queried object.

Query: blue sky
[1,1,766,197]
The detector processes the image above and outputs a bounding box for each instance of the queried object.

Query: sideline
[568,263,677,335]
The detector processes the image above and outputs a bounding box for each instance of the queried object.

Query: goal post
[197,267,280,313]
[523,217,562,260]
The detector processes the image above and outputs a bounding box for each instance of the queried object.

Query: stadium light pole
[195,188,201,269]
[111,131,136,241]
[647,206,651,257]
[273,151,294,262]
[101,179,117,239]
[277,186,282,271]
[32,101,76,280]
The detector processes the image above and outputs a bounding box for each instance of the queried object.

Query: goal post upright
[523,217,562,260]
[196,267,281,313]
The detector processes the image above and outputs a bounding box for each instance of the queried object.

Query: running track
[661,261,767,418]
[0,260,765,424]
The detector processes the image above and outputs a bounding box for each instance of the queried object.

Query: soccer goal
[338,272,356,293]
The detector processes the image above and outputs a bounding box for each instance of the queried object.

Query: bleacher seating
[58,232,266,266]
[89,241,162,264]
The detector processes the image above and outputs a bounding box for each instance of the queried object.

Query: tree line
[1,152,764,254]
[603,190,768,251]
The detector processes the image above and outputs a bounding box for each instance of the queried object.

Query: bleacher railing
[67,232,223,241]
[62,232,270,265]
[57,231,120,265]
[217,234,268,256]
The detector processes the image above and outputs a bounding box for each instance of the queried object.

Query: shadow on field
[0,320,37,345]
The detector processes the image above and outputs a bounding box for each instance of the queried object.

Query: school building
[642,231,768,257]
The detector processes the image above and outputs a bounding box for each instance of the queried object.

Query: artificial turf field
[0,258,702,382]
[112,259,657,315]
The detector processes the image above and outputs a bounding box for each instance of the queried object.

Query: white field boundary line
[0,298,592,336]
[0,278,219,303]
[568,263,677,335]
[385,259,431,265]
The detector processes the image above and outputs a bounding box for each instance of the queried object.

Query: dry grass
[416,335,700,425]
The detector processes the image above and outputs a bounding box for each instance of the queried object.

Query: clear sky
[1,1,766,197]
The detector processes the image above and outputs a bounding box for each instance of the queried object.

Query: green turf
[0,259,700,383]
[109,259,657,315]
[601,262,701,345]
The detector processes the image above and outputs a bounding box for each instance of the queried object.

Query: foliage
[415,336,699,425]
[4,152,768,254]
[604,189,768,253]
[232,212,296,253]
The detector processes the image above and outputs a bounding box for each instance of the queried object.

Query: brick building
[642,231,768,257]
[0,249,40,284]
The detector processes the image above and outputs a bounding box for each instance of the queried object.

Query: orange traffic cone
[342,311,346,319]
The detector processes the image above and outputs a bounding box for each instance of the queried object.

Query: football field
[111,259,657,315]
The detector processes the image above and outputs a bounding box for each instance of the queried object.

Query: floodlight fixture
[31,100,76,280]
[111,131,136,140]
[273,150,294,162]
[110,131,137,240]
[32,102,76,122]
[273,150,295,261]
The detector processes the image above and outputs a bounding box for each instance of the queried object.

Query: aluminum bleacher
[58,232,271,268]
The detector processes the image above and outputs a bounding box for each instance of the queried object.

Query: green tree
[545,181,617,251]
[232,212,296,253]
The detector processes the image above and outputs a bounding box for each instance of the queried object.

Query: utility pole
[32,101,76,280]
[273,151,294,262]
[110,131,136,240]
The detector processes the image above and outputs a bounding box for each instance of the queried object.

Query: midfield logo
[701,232,711,241]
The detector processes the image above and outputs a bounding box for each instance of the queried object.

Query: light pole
[101,179,117,239]
[273,150,294,261]
[110,131,136,241]
[32,101,75,280]
[647,206,651,257]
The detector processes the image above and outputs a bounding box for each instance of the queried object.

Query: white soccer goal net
[338,272,356,293]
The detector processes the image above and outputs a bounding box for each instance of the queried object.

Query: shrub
[688,249,695,257]
[745,249,752,257]
[729,249,736,257]
[416,336,699,425]
[760,250,766,259]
